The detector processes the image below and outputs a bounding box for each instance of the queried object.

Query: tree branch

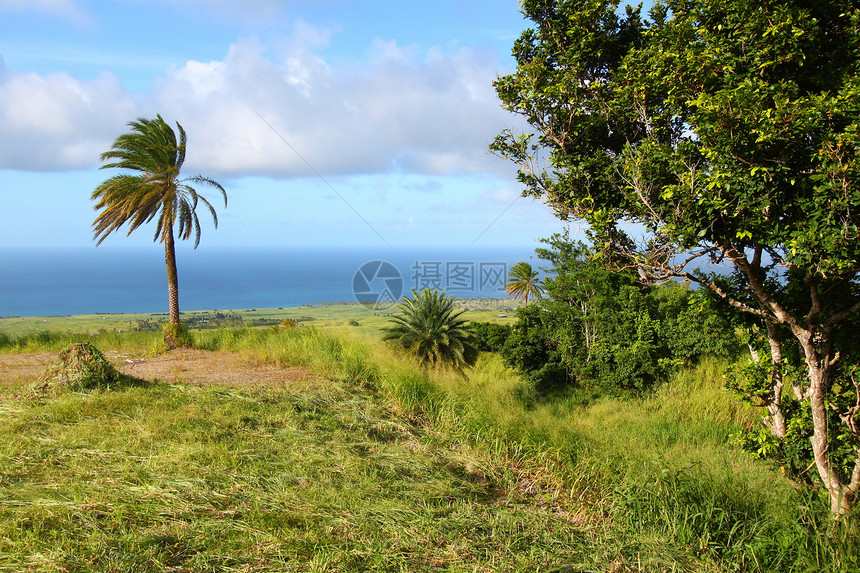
[825,296,860,328]
[723,244,803,333]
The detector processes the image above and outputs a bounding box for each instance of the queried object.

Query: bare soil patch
[0,348,323,392]
[0,353,56,387]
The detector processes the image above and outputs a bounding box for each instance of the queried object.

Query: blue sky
[0,0,575,250]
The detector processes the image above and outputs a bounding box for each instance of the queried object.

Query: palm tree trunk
[164,226,181,325]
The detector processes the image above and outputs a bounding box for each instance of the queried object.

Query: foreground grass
[1,380,594,572]
[1,326,858,572]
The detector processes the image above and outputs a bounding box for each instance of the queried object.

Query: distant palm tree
[382,288,479,373]
[92,115,226,341]
[505,261,543,303]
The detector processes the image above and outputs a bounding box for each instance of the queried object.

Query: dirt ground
[0,348,324,392]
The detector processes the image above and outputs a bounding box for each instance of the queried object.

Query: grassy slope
[0,382,591,572]
[0,330,594,573]
[1,327,857,572]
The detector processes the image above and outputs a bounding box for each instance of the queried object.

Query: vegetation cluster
[476,233,740,395]
[493,0,860,517]
[132,313,318,332]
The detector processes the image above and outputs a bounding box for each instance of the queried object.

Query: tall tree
[492,0,860,515]
[382,288,479,374]
[92,115,227,342]
[505,261,544,303]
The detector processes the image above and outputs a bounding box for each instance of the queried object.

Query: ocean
[0,246,540,317]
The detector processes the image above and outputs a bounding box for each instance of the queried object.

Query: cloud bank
[0,58,136,170]
[0,25,520,178]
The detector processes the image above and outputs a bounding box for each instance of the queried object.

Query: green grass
[0,329,163,355]
[1,325,857,572]
[0,300,519,343]
[1,374,594,571]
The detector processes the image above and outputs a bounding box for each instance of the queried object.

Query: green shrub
[162,322,194,349]
[382,288,479,373]
[501,233,742,395]
[499,304,569,391]
[470,321,512,352]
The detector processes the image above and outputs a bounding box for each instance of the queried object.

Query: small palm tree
[505,261,543,303]
[92,115,226,344]
[382,288,479,373]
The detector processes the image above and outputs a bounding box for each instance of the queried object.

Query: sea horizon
[0,245,541,318]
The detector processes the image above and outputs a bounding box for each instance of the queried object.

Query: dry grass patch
[0,353,55,390]
[112,348,324,392]
[33,342,125,396]
[0,347,324,395]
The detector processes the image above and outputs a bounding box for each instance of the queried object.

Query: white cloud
[145,32,521,178]
[0,60,136,171]
[0,24,525,177]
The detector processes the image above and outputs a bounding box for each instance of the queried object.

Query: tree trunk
[580,299,593,359]
[796,329,859,516]
[164,227,181,326]
[764,319,787,440]
[722,246,858,516]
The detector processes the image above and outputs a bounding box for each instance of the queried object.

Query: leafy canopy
[493,0,860,291]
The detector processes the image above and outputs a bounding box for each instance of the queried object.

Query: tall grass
[1,330,601,572]
[190,325,860,570]
[0,329,162,354]
[4,324,857,571]
[196,326,380,386]
[297,332,858,572]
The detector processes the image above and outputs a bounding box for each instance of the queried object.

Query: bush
[501,283,741,395]
[470,322,512,352]
[162,322,194,349]
[382,288,479,373]
[496,233,744,395]
[499,304,569,391]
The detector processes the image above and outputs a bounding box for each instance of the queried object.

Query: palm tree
[382,288,479,373]
[505,261,543,303]
[92,115,227,340]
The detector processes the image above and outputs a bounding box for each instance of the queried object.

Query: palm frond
[382,288,478,371]
[92,115,226,250]
[187,175,228,207]
[174,119,187,171]
[505,262,543,303]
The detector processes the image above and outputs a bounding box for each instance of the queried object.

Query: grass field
[1,375,590,571]
[0,299,519,340]
[0,322,857,572]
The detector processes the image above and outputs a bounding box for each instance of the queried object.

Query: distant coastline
[0,246,538,318]
[0,298,521,338]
